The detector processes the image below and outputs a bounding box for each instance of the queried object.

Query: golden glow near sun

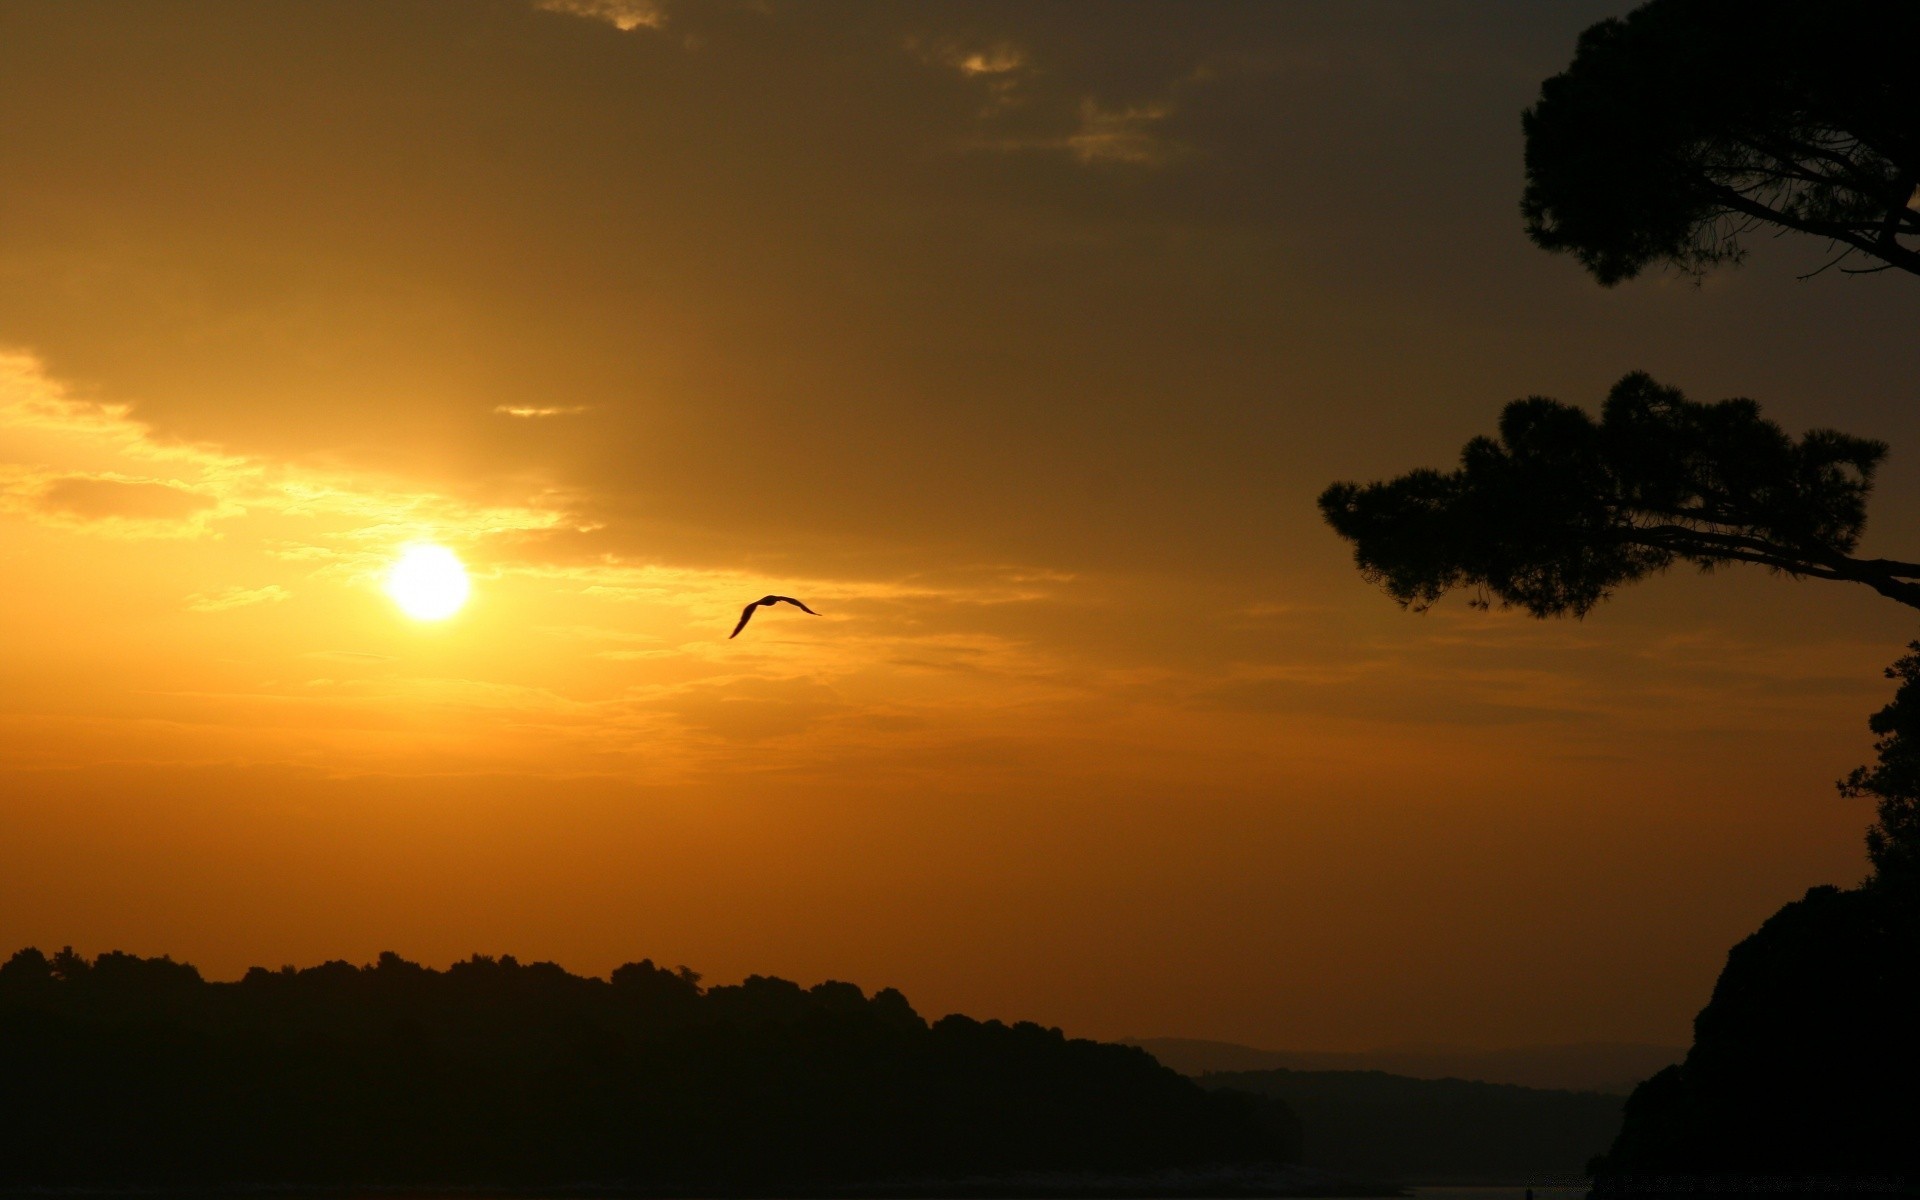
[385,544,471,620]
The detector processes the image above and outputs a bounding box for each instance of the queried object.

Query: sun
[385,544,470,620]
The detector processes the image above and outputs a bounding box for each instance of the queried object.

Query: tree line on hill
[0,947,1298,1190]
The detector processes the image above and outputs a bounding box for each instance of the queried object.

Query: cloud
[955,46,1025,78]
[534,0,665,33]
[1,467,230,539]
[967,96,1175,166]
[186,584,292,612]
[908,35,1028,80]
[642,673,849,743]
[909,36,1031,115]
[0,352,572,570]
[958,93,1182,168]
[495,405,589,418]
[905,28,1187,166]
[1065,100,1178,166]
[37,475,213,521]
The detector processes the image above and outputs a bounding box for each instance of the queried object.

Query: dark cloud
[3,0,1770,585]
[36,476,216,523]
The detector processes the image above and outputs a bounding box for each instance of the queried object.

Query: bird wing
[729,602,760,638]
[771,596,820,615]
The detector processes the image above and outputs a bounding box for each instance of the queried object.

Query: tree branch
[1621,525,1920,610]
[1706,182,1920,275]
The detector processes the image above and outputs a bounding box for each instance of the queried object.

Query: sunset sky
[3,0,1918,1053]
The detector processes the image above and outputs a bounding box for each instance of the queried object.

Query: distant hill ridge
[1199,1066,1624,1184]
[1126,1037,1682,1094]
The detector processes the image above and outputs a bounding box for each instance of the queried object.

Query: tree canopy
[1318,372,1918,618]
[1522,0,1920,284]
[1840,643,1920,890]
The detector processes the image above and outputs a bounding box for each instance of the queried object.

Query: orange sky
[2,0,1917,1052]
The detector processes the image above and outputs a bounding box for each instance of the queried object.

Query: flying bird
[730,595,820,638]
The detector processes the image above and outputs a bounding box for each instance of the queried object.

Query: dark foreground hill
[1201,1067,1622,1184]
[0,948,1303,1193]
[1591,885,1920,1197]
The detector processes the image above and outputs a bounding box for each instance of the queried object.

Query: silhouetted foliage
[1200,1068,1623,1185]
[1590,885,1920,1194]
[1522,0,1920,284]
[1598,666,1910,1198]
[1319,373,1916,618]
[0,949,1296,1190]
[1840,643,1920,891]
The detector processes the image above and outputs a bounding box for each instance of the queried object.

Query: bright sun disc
[385,544,470,620]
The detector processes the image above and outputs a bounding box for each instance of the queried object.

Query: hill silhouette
[1127,1038,1680,1095]
[0,948,1303,1192]
[1200,1067,1622,1184]
[1590,885,1920,1194]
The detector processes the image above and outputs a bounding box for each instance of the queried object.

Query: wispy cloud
[965,101,1182,167]
[187,584,292,612]
[908,30,1189,167]
[534,0,666,33]
[955,46,1025,78]
[303,649,397,663]
[5,471,228,538]
[1065,100,1178,166]
[907,35,1032,115]
[909,36,1028,80]
[0,352,571,563]
[495,405,589,418]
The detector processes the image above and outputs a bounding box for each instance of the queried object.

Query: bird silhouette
[730,595,820,638]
